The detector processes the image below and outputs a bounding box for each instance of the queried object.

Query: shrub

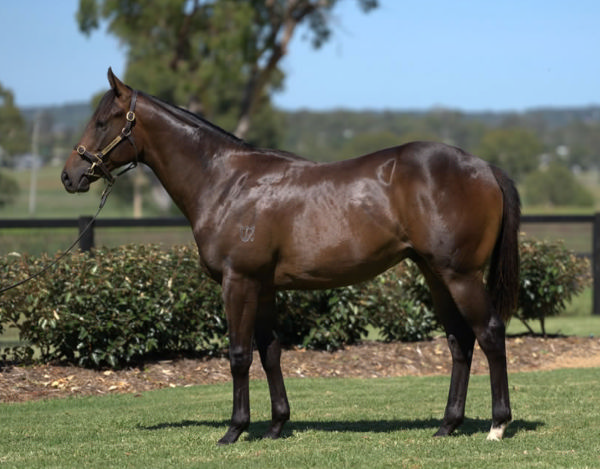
[363,261,438,342]
[0,245,373,366]
[277,286,369,351]
[1,245,227,368]
[0,237,591,368]
[517,238,591,336]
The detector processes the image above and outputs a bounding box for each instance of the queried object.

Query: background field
[1,368,599,468]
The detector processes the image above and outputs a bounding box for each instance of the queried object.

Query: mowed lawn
[1,368,599,468]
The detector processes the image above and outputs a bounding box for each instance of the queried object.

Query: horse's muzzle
[61,168,91,193]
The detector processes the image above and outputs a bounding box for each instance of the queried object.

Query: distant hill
[21,101,600,133]
[21,102,93,132]
[19,101,600,166]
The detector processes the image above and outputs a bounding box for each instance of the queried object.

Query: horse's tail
[487,165,521,323]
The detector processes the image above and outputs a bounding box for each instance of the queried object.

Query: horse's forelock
[92,89,119,123]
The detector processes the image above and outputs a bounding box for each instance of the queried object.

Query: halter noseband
[74,90,139,184]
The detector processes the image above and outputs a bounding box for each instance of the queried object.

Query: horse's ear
[107,67,128,98]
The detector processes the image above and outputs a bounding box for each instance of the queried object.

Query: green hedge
[0,246,226,368]
[0,238,590,368]
[517,238,591,335]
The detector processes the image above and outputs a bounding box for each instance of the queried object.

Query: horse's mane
[142,92,250,148]
[141,91,311,163]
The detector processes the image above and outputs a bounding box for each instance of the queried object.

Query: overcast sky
[1,1,598,111]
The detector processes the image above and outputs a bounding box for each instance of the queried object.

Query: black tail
[487,165,521,323]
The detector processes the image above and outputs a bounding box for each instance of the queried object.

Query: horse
[62,68,520,444]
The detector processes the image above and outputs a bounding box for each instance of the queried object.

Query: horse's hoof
[217,426,245,445]
[486,422,508,441]
[433,424,454,437]
[262,429,282,440]
[217,435,237,445]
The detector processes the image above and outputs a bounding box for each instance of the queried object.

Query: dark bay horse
[62,69,520,444]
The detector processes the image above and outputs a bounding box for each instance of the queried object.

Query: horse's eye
[95,120,107,131]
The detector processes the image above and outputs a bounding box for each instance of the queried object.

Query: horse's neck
[141,115,242,222]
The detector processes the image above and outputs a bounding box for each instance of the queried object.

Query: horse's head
[61,68,140,193]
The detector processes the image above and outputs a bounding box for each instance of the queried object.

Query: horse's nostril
[61,170,70,186]
[61,170,76,192]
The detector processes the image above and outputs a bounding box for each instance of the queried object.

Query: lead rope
[0,182,114,294]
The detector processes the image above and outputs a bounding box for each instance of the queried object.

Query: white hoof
[486,422,508,441]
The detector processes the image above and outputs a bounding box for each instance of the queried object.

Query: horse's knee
[229,346,253,374]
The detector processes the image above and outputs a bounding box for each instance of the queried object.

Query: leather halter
[74,91,139,184]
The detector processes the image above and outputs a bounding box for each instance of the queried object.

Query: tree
[77,0,379,140]
[0,83,28,163]
[0,83,25,209]
[0,172,19,208]
[336,130,401,161]
[523,163,594,208]
[475,128,544,182]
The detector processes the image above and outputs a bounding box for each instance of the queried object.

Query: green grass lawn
[506,308,600,338]
[506,315,600,337]
[1,369,599,468]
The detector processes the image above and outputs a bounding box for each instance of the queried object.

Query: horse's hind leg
[474,314,511,440]
[435,319,476,437]
[421,267,476,437]
[254,291,290,440]
[440,271,512,440]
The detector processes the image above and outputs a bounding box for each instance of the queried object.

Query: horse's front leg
[218,271,260,445]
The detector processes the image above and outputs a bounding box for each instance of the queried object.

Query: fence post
[593,213,600,315]
[78,216,95,252]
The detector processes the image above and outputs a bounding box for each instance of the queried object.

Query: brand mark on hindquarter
[376,158,396,186]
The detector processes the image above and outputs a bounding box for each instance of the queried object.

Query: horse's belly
[273,237,408,290]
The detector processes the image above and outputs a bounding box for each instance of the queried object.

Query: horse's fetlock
[272,402,290,422]
[444,408,464,428]
[493,404,512,426]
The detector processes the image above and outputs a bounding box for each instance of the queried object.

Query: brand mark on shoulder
[240,225,255,243]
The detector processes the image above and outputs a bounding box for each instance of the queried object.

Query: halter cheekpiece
[74,90,139,184]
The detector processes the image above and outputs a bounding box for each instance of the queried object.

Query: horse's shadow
[139,417,543,441]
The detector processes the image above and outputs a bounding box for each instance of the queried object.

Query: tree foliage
[336,130,401,161]
[0,171,19,208]
[77,0,379,141]
[0,83,25,209]
[0,83,28,161]
[523,163,594,207]
[475,127,543,182]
